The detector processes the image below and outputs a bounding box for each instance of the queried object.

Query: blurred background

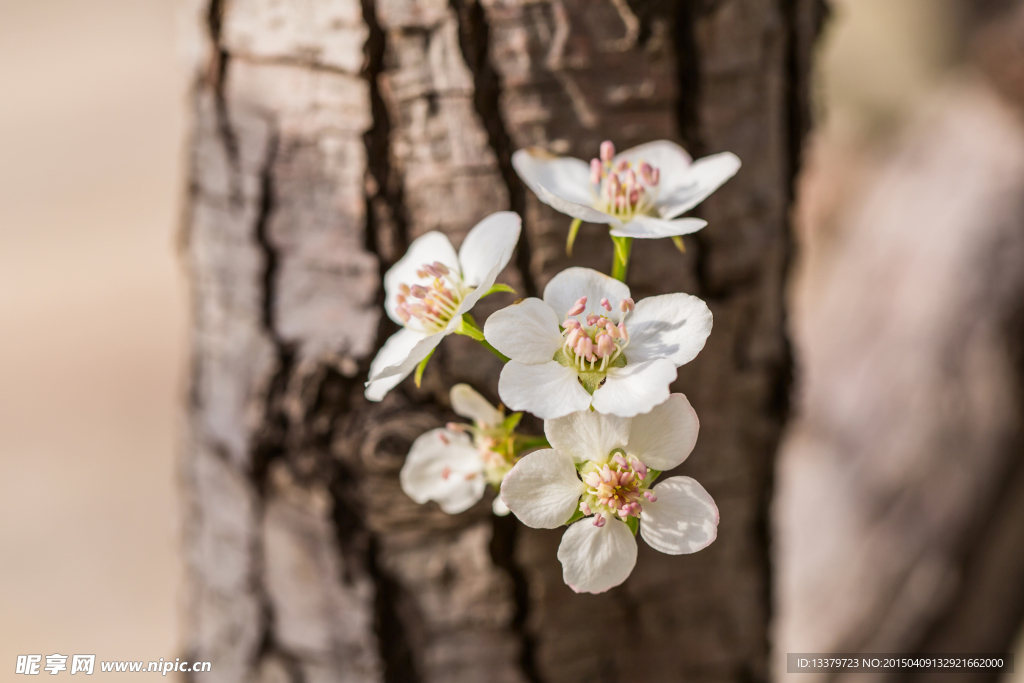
[0,0,1022,680]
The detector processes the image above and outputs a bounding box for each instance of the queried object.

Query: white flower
[499,394,718,593]
[512,140,740,239]
[400,384,518,515]
[365,212,521,401]
[483,267,712,419]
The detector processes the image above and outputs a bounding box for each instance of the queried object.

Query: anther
[600,141,615,163]
[600,298,612,311]
[590,158,602,185]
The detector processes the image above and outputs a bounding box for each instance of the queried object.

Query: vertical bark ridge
[450,0,537,298]
[489,514,545,683]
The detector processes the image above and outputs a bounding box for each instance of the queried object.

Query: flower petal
[450,383,503,427]
[512,149,615,224]
[614,140,693,192]
[383,231,459,325]
[543,267,631,323]
[609,216,707,239]
[451,256,504,325]
[365,328,444,401]
[400,429,487,514]
[492,496,510,516]
[457,211,522,287]
[557,518,637,594]
[484,298,563,363]
[625,393,699,470]
[500,448,585,528]
[498,360,593,419]
[544,409,629,464]
[591,358,675,417]
[625,292,712,367]
[640,476,718,554]
[657,152,741,219]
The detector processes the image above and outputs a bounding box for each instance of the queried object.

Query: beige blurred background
[0,0,1019,680]
[0,0,186,676]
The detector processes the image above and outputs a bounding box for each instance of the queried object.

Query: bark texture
[180,1,821,681]
[774,6,1024,679]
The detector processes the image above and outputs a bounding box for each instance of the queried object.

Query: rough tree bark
[179,1,822,681]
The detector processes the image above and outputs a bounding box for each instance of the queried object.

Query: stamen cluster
[579,453,656,526]
[445,422,517,487]
[395,262,467,333]
[590,140,661,219]
[561,295,634,372]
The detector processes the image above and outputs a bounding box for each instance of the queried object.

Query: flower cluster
[366,139,738,593]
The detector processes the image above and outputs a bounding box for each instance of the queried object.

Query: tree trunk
[179,1,821,681]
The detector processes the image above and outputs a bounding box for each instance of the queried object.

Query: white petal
[640,476,718,554]
[492,496,510,516]
[625,292,713,367]
[484,298,563,363]
[498,360,593,420]
[383,231,459,325]
[544,409,629,464]
[542,267,631,323]
[610,216,707,239]
[400,429,486,514]
[500,448,585,528]
[512,149,615,224]
[657,152,741,219]
[625,393,699,470]
[365,328,435,402]
[557,518,637,594]
[614,140,693,193]
[457,211,521,287]
[591,359,676,417]
[450,256,504,326]
[450,384,503,427]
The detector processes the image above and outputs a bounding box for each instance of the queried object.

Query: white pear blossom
[500,394,718,593]
[483,267,712,419]
[512,140,740,239]
[365,212,521,401]
[401,384,520,515]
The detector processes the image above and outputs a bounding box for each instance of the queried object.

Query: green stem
[566,218,582,256]
[611,235,633,282]
[456,315,510,362]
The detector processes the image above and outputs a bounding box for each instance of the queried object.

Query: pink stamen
[600,298,612,311]
[619,297,634,312]
[565,327,582,349]
[600,141,615,163]
[568,296,587,316]
[644,491,657,503]
[590,158,602,185]
[441,466,451,480]
[593,514,606,528]
[438,432,450,444]
[596,334,615,358]
[575,336,593,360]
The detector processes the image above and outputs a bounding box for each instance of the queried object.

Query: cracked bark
[180,0,821,681]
